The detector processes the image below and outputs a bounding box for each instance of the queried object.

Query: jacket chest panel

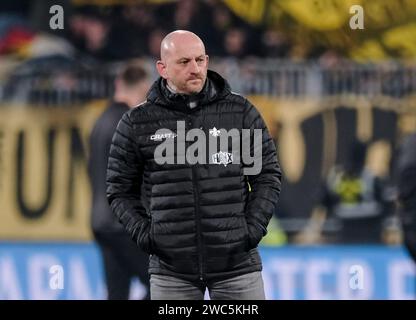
[138,107,245,173]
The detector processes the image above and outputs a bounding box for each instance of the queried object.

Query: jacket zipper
[187,116,204,282]
[192,166,204,282]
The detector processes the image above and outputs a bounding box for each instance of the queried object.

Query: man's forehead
[162,37,205,60]
[171,41,205,55]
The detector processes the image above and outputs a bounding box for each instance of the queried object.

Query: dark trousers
[150,271,265,300]
[94,232,150,300]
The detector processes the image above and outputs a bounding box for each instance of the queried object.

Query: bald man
[107,30,282,300]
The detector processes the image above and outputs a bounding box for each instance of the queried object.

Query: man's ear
[156,60,168,79]
[206,55,209,67]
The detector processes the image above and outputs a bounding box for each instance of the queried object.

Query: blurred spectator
[207,0,233,56]
[318,49,342,68]
[171,0,213,41]
[147,28,168,59]
[155,0,211,40]
[174,0,197,29]
[88,62,151,300]
[223,27,247,58]
[121,3,156,31]
[260,28,291,58]
[397,133,416,262]
[107,4,157,59]
[67,6,114,60]
[315,140,390,244]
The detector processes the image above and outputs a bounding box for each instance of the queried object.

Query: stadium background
[0,0,415,299]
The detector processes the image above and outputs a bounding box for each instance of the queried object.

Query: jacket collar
[146,70,230,113]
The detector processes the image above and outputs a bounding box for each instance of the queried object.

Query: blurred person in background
[88,63,151,300]
[108,3,157,59]
[67,6,120,61]
[315,140,390,244]
[397,133,416,263]
[260,28,291,58]
[223,27,247,58]
[147,28,168,58]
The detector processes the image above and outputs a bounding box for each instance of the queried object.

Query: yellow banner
[224,0,416,59]
[223,0,266,25]
[279,0,358,31]
[382,23,416,59]
[0,103,105,241]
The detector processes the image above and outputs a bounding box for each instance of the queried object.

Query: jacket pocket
[138,213,154,255]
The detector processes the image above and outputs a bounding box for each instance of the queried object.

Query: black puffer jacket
[107,70,282,281]
[398,133,416,262]
[89,102,129,235]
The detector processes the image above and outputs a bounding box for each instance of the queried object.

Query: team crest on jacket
[209,127,221,137]
[212,151,233,166]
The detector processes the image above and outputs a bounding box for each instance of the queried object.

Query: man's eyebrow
[176,55,205,61]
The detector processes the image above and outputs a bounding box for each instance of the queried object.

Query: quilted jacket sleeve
[106,111,152,253]
[242,100,282,248]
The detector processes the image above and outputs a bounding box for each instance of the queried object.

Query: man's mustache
[187,75,203,81]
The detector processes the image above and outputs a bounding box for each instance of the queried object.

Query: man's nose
[189,59,200,73]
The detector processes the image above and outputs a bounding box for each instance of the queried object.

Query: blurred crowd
[1,0,414,105]
[0,0,311,105]
[0,0,297,62]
